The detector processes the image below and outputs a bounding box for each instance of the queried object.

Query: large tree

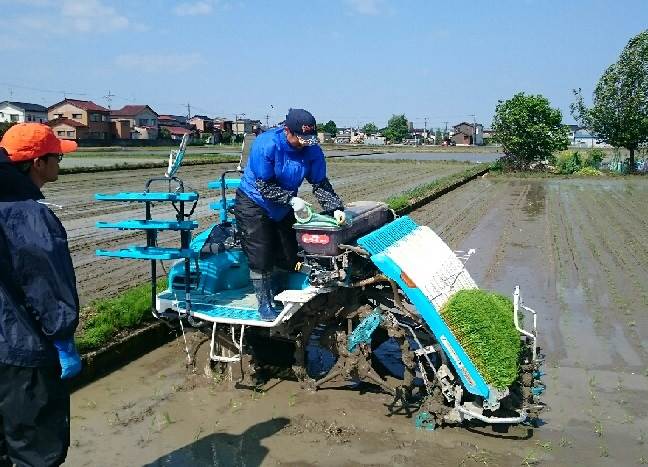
[361,122,378,135]
[322,120,337,136]
[383,114,409,143]
[492,92,569,170]
[571,30,648,172]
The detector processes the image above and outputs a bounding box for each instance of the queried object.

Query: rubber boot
[250,270,279,322]
[271,267,289,303]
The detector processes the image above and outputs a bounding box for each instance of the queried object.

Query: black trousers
[234,189,298,273]
[0,363,70,467]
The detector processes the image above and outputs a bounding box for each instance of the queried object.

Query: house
[451,122,484,146]
[110,105,159,140]
[48,99,111,140]
[158,115,189,127]
[165,126,193,141]
[0,101,48,123]
[213,117,233,133]
[48,118,88,140]
[317,131,333,144]
[189,115,214,134]
[232,118,261,136]
[572,128,611,148]
[365,135,386,146]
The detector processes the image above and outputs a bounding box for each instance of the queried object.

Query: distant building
[317,131,333,144]
[165,126,193,141]
[365,135,386,146]
[48,117,88,140]
[232,118,261,136]
[189,115,214,134]
[158,115,189,127]
[0,101,48,123]
[213,117,233,133]
[48,99,111,140]
[110,105,159,139]
[451,122,484,146]
[572,128,611,148]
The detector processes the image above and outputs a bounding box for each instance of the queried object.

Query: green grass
[76,278,167,353]
[386,164,488,211]
[440,289,521,389]
[60,156,239,175]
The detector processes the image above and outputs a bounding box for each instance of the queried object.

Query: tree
[383,114,409,143]
[571,30,648,172]
[492,93,569,170]
[0,122,16,139]
[158,127,171,140]
[322,120,337,136]
[435,128,443,145]
[361,122,378,135]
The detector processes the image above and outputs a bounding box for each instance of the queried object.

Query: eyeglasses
[43,153,63,163]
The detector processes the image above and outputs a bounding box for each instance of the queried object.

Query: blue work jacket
[239,127,327,220]
[0,148,79,367]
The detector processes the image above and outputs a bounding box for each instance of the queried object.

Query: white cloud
[115,52,206,73]
[174,1,214,16]
[61,0,129,32]
[13,0,138,34]
[346,0,382,16]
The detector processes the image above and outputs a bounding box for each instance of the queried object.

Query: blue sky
[1,0,646,129]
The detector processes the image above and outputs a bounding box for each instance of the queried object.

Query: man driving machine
[235,108,345,321]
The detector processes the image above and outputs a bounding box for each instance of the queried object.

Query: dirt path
[44,160,474,306]
[67,174,648,466]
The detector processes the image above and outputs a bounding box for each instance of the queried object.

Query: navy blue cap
[284,108,319,146]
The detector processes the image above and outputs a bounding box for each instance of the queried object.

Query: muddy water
[68,175,648,466]
[411,175,648,465]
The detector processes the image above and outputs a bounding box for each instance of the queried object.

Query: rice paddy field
[54,165,648,466]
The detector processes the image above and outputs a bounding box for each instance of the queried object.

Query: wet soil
[43,160,474,306]
[67,174,648,466]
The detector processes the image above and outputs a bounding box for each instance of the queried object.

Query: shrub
[576,167,602,176]
[441,289,521,389]
[583,148,605,168]
[555,150,582,174]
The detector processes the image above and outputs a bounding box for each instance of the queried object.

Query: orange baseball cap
[0,123,78,163]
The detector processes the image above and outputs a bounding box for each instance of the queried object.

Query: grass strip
[60,156,239,175]
[440,289,521,389]
[387,164,489,212]
[76,278,167,353]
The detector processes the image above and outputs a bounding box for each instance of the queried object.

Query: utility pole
[469,114,476,145]
[103,90,115,110]
[265,114,270,127]
[186,103,191,121]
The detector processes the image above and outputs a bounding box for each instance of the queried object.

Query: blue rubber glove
[53,339,82,379]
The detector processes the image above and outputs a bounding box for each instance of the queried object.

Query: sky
[1,0,646,129]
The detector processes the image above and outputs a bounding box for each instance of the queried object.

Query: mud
[411,175,648,465]
[43,160,474,306]
[67,174,648,466]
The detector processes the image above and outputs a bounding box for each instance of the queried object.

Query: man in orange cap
[0,123,81,467]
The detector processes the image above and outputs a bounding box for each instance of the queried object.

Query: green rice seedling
[440,289,521,389]
[76,278,167,353]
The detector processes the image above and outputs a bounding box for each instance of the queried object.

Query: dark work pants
[0,363,70,467]
[234,189,298,273]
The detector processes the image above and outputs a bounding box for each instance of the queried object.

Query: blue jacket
[239,127,330,221]
[0,148,79,367]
